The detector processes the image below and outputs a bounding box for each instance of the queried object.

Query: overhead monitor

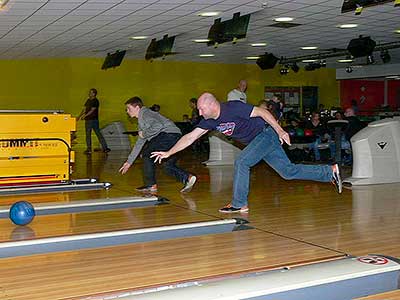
[145,35,176,60]
[207,12,251,46]
[341,0,392,13]
[101,50,126,70]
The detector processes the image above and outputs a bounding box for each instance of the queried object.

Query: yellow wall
[0,58,339,149]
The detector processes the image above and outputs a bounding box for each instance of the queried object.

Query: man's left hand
[278,131,291,146]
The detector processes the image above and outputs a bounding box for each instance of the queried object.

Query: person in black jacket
[329,107,363,161]
[306,112,328,161]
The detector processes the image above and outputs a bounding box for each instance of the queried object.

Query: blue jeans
[142,132,189,186]
[232,127,333,208]
[85,119,108,151]
[309,137,322,161]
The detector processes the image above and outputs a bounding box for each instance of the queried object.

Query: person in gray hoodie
[119,96,197,193]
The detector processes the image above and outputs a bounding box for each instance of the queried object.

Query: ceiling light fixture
[302,59,317,63]
[346,66,353,73]
[274,17,294,22]
[193,39,210,43]
[301,46,318,50]
[395,0,400,7]
[380,50,391,63]
[386,75,400,79]
[338,24,358,29]
[280,67,289,75]
[337,58,353,63]
[245,56,260,60]
[251,43,267,47]
[198,12,220,17]
[199,54,214,57]
[130,36,147,40]
[395,29,400,34]
[366,55,375,64]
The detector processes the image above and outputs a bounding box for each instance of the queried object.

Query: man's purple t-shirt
[196,101,266,145]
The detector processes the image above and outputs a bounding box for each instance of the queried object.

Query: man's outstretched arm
[151,127,208,163]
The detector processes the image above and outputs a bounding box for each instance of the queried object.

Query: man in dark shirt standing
[343,107,363,140]
[267,95,283,120]
[78,88,110,154]
[151,92,342,213]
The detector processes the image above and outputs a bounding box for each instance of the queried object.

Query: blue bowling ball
[9,201,36,226]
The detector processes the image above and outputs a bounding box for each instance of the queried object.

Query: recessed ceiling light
[337,59,353,63]
[193,39,210,43]
[338,24,358,29]
[301,46,318,50]
[274,17,294,22]
[199,54,214,57]
[386,75,400,79]
[130,36,147,40]
[198,12,220,17]
[251,43,267,47]
[245,56,260,60]
[395,29,400,34]
[302,59,317,63]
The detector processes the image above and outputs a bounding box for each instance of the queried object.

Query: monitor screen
[207,13,251,46]
[145,35,175,60]
[224,13,250,40]
[341,0,392,13]
[101,50,126,70]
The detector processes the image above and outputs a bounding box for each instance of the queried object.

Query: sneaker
[84,149,92,154]
[136,184,158,193]
[331,164,342,194]
[219,203,249,213]
[180,175,197,193]
[103,148,111,153]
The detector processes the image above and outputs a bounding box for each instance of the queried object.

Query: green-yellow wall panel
[0,58,338,149]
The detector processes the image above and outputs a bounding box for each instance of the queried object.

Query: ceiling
[0,0,399,68]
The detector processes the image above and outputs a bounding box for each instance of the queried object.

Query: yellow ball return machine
[0,110,111,195]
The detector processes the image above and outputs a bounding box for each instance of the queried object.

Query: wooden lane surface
[356,290,400,300]
[0,204,215,242]
[161,162,400,259]
[0,184,144,206]
[0,229,344,300]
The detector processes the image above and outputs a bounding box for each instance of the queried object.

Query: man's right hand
[119,162,132,174]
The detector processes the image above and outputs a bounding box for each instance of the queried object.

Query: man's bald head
[238,80,247,92]
[198,92,217,105]
[197,92,220,119]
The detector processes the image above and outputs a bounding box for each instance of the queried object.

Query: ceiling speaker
[256,53,279,70]
[347,36,376,58]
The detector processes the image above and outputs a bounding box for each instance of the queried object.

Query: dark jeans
[85,119,108,150]
[142,132,190,186]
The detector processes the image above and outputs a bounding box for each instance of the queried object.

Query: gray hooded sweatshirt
[127,107,181,164]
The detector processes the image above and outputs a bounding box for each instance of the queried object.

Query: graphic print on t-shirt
[216,122,236,136]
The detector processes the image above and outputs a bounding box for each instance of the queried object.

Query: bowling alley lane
[0,203,215,242]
